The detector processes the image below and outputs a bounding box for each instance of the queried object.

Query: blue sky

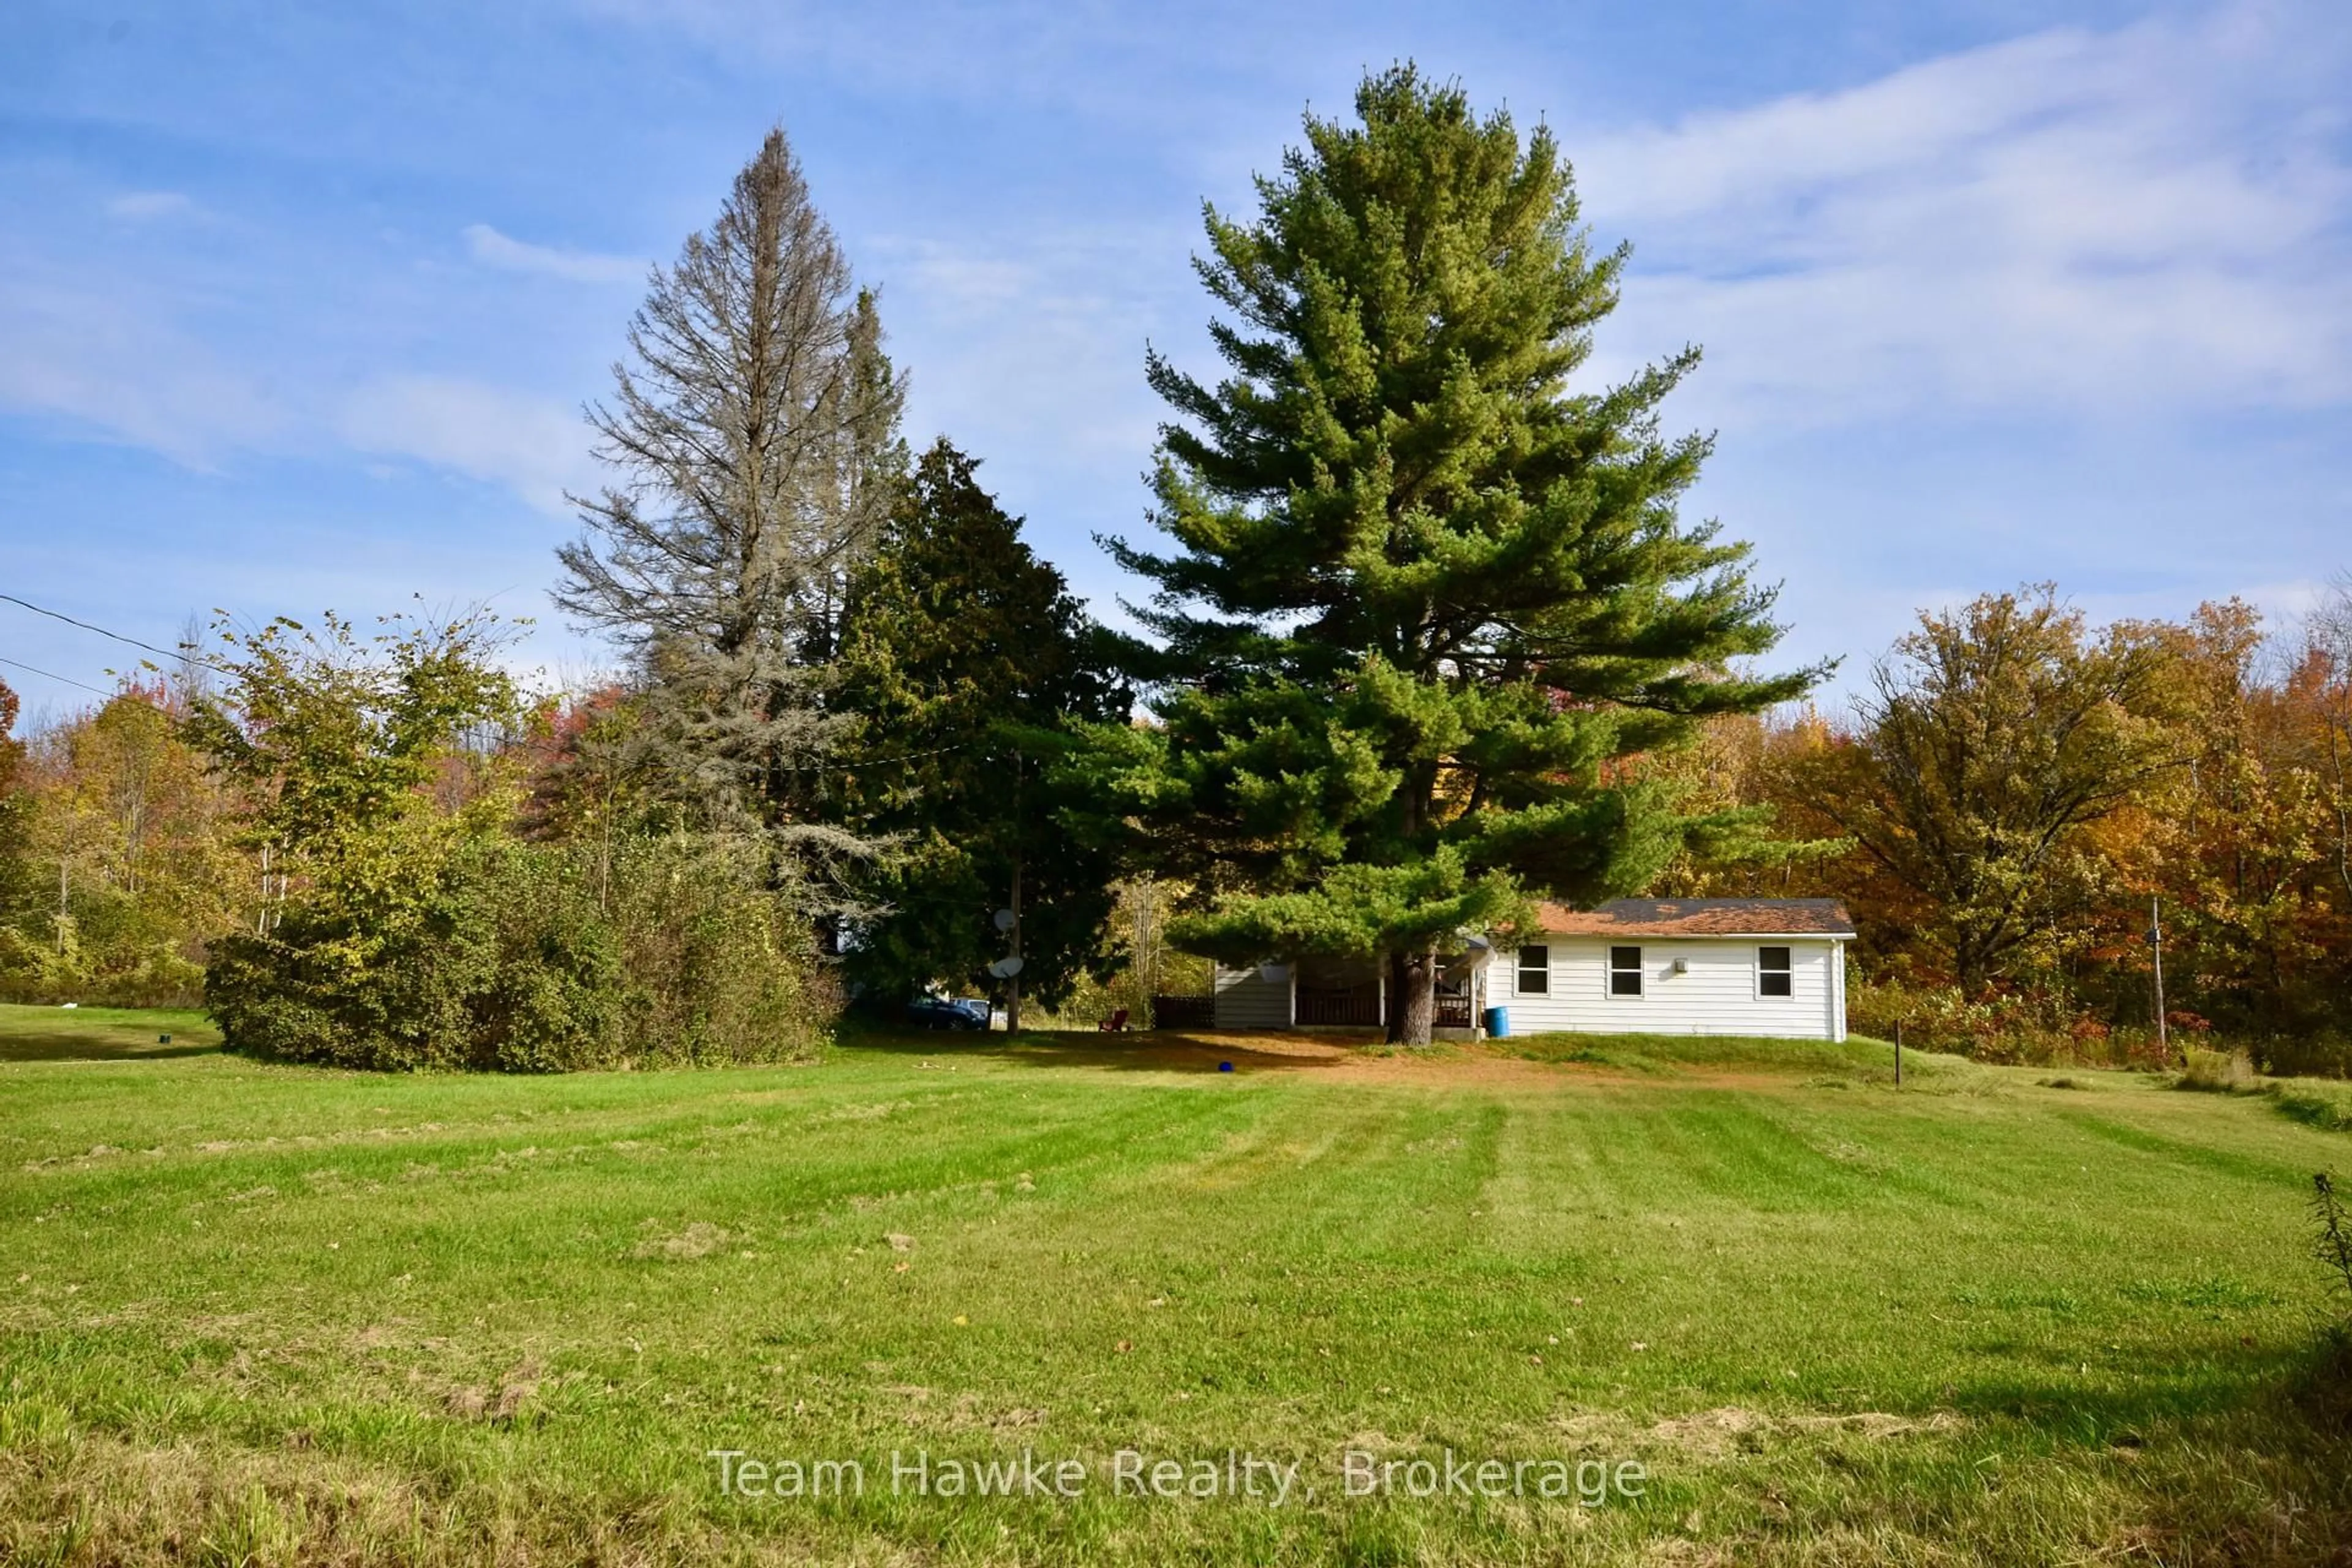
[2,0,2347,719]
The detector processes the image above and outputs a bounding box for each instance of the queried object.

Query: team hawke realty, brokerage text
[708,1448,1650,1507]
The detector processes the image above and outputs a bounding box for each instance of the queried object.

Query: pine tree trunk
[1398,944,1437,1047]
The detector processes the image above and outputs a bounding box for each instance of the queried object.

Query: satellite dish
[993,908,1019,933]
[988,956,1025,979]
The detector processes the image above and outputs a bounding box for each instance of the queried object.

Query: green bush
[206,836,834,1071]
[2261,1034,2352,1080]
[0,898,209,1009]
[1847,977,2090,1065]
[1844,973,2291,1074]
[600,836,839,1066]
[2178,1046,2257,1093]
[2271,1081,2352,1133]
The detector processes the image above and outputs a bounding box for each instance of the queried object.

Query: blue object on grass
[1218,1061,1234,1072]
[1483,1006,1509,1039]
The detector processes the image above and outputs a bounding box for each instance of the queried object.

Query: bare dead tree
[555,127,907,908]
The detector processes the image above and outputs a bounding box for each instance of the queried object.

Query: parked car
[905,995,990,1031]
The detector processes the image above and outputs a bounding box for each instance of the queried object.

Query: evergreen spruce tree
[1107,67,1820,1042]
[839,440,1128,1023]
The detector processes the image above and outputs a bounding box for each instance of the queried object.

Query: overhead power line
[0,592,221,671]
[0,590,1003,769]
[0,654,115,697]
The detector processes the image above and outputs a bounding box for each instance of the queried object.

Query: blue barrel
[1483,1006,1509,1039]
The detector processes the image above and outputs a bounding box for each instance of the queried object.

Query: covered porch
[1217,947,1489,1035]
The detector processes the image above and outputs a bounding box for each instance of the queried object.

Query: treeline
[1662,587,2352,1074]
[0,131,1134,1066]
[1,76,2346,1073]
[16,581,2342,1070]
[0,671,238,1006]
[0,439,1126,1063]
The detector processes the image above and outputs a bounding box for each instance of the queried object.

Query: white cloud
[462,222,644,285]
[0,279,594,518]
[1578,2,2352,427]
[869,226,1189,583]
[105,190,199,221]
[570,0,1247,130]
[339,375,595,514]
[884,230,1171,461]
[0,279,282,464]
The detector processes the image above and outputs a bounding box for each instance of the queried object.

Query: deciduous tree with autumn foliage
[1662,585,2352,1072]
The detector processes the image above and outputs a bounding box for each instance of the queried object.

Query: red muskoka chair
[1098,1008,1130,1033]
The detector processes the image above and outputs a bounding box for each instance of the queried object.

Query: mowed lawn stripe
[5,1026,2351,1564]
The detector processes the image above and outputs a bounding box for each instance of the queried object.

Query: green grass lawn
[0,1004,221,1064]
[4,1005,2348,1565]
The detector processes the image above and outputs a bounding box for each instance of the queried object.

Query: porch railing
[1295,986,1384,1027]
[1291,987,1476,1029]
[1151,995,1215,1030]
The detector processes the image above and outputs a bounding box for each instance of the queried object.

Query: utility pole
[1133,876,1157,1020]
[1006,746,1023,1033]
[1006,851,1023,1033]
[2149,898,2169,1060]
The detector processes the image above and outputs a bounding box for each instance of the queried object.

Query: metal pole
[1006,747,1023,1034]
[2150,898,2168,1060]
[1007,853,1023,1033]
[1894,1018,1903,1085]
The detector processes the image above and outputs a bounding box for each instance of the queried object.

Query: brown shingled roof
[1532,897,1856,937]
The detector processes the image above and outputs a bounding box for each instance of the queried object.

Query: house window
[1758,945,1793,998]
[1608,946,1643,997]
[1516,945,1549,995]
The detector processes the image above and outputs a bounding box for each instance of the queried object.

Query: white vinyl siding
[1498,937,1845,1040]
[1212,963,1292,1030]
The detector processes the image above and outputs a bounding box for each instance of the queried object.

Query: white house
[1211,898,1854,1041]
[1499,899,1853,1041]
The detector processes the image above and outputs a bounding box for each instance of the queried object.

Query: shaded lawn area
[0,1003,221,1064]
[2,1014,2348,1565]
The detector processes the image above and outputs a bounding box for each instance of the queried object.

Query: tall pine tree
[1107,67,1819,1042]
[839,440,1129,1021]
